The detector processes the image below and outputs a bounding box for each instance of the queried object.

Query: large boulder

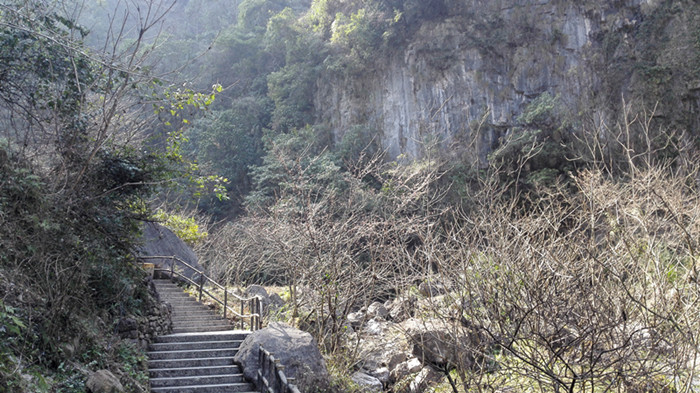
[233,322,330,392]
[245,285,283,315]
[138,222,202,280]
[86,370,124,393]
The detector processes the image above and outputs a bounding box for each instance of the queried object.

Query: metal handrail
[258,345,301,393]
[139,255,262,331]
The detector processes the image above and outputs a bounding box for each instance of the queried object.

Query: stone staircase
[148,279,257,392]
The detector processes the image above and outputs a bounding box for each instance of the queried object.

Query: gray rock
[388,296,416,322]
[59,342,76,359]
[245,285,272,314]
[86,370,124,393]
[245,284,269,299]
[406,358,422,373]
[269,292,285,308]
[347,311,365,328]
[233,322,330,391]
[387,352,408,372]
[367,302,389,320]
[410,367,442,393]
[402,318,490,370]
[352,371,383,392]
[138,223,202,280]
[116,317,138,334]
[391,361,410,383]
[369,367,390,385]
[391,357,423,383]
[314,3,658,167]
[364,319,387,336]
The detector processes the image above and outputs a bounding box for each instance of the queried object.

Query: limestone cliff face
[314,0,696,162]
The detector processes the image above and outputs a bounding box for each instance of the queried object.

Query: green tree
[188,96,271,216]
[246,125,337,210]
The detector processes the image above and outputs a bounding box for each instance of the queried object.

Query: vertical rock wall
[314,0,693,162]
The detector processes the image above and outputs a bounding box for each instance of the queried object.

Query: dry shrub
[429,162,700,392]
[203,153,447,353]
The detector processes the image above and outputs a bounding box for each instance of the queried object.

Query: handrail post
[276,363,284,393]
[248,299,256,332]
[224,285,228,319]
[240,300,245,330]
[249,298,253,331]
[170,260,174,281]
[198,273,204,302]
[255,298,259,331]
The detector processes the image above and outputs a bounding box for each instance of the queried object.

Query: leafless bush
[204,149,448,353]
[422,107,700,391]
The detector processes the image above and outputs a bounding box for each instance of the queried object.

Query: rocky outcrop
[138,222,202,279]
[315,0,697,162]
[337,298,494,391]
[233,322,331,392]
[86,370,124,393]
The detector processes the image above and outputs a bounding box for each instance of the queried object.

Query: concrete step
[153,280,184,286]
[166,301,205,307]
[161,299,200,305]
[172,324,233,332]
[173,306,219,318]
[153,332,249,343]
[171,315,226,321]
[171,312,220,322]
[171,319,226,327]
[150,383,256,393]
[150,365,242,378]
[171,309,220,315]
[156,286,191,290]
[148,356,234,369]
[147,348,238,360]
[170,303,214,312]
[171,310,219,317]
[155,285,194,290]
[171,318,229,325]
[157,291,193,296]
[172,306,219,318]
[173,326,234,334]
[159,295,200,302]
[160,296,197,301]
[171,313,223,321]
[158,292,198,298]
[171,320,225,327]
[150,373,246,388]
[149,340,242,352]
